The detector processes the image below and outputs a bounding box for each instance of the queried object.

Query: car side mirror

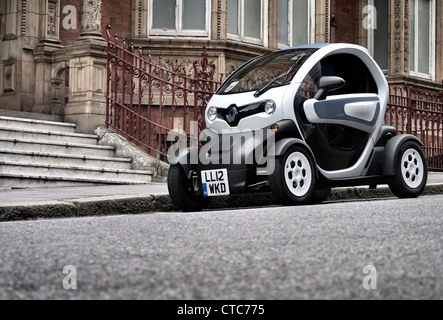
[314,76,346,100]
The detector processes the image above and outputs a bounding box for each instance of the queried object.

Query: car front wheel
[167,165,211,212]
[269,145,316,205]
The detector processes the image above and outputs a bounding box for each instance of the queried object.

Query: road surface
[0,195,442,300]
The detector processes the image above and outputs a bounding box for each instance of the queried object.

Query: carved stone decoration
[4,64,15,93]
[393,0,401,74]
[217,0,222,40]
[137,0,143,37]
[50,79,63,105]
[403,0,409,74]
[80,0,102,37]
[326,0,330,43]
[47,1,57,36]
[392,0,409,76]
[225,60,244,78]
[21,0,27,36]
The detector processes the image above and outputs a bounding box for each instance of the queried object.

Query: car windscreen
[217,48,317,95]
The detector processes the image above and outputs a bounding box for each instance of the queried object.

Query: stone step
[0,115,76,133]
[0,173,149,189]
[0,149,132,170]
[0,113,156,188]
[0,137,115,157]
[0,161,153,184]
[0,126,98,145]
[0,110,64,122]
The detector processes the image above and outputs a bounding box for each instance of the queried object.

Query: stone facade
[0,0,442,133]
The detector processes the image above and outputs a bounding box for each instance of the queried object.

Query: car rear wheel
[388,141,428,198]
[167,165,211,212]
[269,145,316,205]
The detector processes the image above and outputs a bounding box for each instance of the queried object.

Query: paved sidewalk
[1,172,443,222]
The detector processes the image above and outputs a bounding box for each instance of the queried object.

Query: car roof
[280,43,332,51]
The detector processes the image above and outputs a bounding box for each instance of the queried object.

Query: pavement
[1,172,443,222]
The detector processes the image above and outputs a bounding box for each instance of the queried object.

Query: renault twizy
[167,43,428,211]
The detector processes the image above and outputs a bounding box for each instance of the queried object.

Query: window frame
[227,0,269,47]
[148,0,211,38]
[366,0,389,73]
[409,0,436,80]
[277,0,316,48]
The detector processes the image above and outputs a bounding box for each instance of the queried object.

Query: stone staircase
[0,113,153,189]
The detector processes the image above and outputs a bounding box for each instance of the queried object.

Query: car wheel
[167,165,211,212]
[269,145,316,205]
[388,141,428,198]
[309,187,331,204]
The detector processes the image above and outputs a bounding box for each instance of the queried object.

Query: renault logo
[226,105,238,124]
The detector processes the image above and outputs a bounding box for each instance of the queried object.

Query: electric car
[167,43,428,211]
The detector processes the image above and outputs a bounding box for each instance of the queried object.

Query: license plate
[201,169,230,197]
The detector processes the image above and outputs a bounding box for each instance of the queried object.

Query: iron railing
[386,83,443,170]
[105,25,222,159]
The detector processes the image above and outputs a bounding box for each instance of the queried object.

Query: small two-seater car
[167,43,428,211]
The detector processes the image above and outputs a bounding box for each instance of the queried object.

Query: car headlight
[207,106,217,121]
[264,100,276,115]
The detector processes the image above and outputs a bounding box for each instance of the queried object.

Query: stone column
[211,0,227,41]
[0,0,42,112]
[80,0,103,39]
[315,0,330,43]
[132,0,148,37]
[64,0,107,133]
[388,0,409,78]
[33,0,63,118]
[267,0,278,50]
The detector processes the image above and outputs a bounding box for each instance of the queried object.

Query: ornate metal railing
[387,83,443,170]
[105,25,222,159]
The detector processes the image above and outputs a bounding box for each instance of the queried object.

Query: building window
[366,0,389,71]
[278,0,315,47]
[410,0,435,79]
[149,0,210,37]
[227,0,268,46]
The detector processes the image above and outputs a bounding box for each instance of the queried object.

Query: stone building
[0,0,442,134]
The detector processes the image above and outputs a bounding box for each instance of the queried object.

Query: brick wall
[334,0,357,44]
[102,0,132,40]
[59,0,132,45]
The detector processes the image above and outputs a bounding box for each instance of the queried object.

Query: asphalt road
[0,195,442,300]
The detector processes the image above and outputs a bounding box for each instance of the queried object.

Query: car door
[298,53,380,172]
[303,93,381,134]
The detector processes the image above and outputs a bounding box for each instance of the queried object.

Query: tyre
[268,145,316,205]
[309,187,331,204]
[167,165,211,212]
[388,141,428,198]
